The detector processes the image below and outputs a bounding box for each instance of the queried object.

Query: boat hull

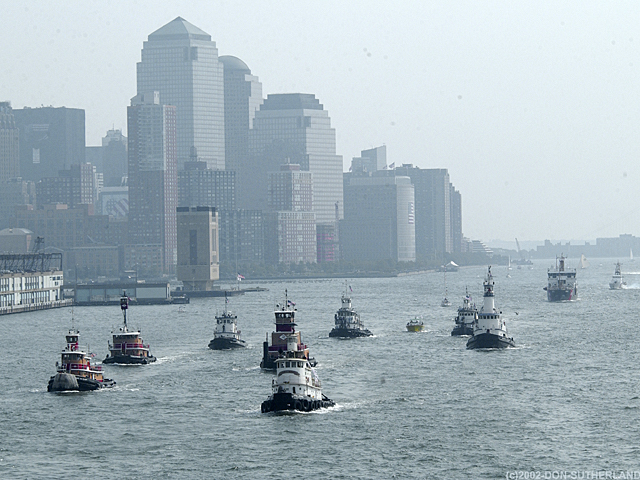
[208,337,246,350]
[329,327,372,338]
[261,392,335,413]
[103,354,156,365]
[451,324,473,336]
[546,288,576,302]
[466,332,515,349]
[406,325,425,332]
[47,373,116,392]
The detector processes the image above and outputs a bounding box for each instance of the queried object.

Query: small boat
[441,266,452,307]
[209,293,246,349]
[261,340,334,413]
[261,290,315,370]
[451,289,477,336]
[406,318,425,332]
[544,254,577,302]
[609,261,627,290]
[329,282,372,338]
[103,292,156,365]
[631,248,635,262]
[48,328,115,392]
[578,254,590,269]
[467,266,515,349]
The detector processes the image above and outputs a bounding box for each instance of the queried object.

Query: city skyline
[2,3,640,241]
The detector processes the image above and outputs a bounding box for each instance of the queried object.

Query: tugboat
[406,318,425,332]
[103,292,156,364]
[261,335,335,413]
[48,328,116,392]
[609,261,627,290]
[329,283,373,338]
[261,290,315,370]
[544,254,577,301]
[209,293,246,349]
[451,289,477,336]
[467,266,515,349]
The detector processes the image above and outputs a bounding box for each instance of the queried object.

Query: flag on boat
[349,285,353,292]
[287,299,296,306]
[237,274,245,281]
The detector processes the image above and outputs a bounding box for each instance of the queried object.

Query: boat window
[286,361,291,368]
[297,362,302,368]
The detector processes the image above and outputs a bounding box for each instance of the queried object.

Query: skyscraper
[13,106,85,182]
[127,92,177,275]
[176,206,219,291]
[245,93,343,225]
[220,55,263,174]
[137,17,225,170]
[0,102,19,183]
[102,129,128,186]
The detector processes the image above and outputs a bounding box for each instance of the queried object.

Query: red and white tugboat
[103,292,156,364]
[261,335,335,413]
[466,266,515,349]
[260,290,315,370]
[48,329,115,392]
[209,293,246,350]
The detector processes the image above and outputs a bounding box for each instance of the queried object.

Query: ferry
[261,290,315,370]
[329,283,372,338]
[544,254,577,301]
[261,335,334,413]
[48,329,115,392]
[406,318,425,332]
[467,266,515,349]
[209,293,246,349]
[451,289,477,336]
[609,262,626,290]
[103,293,156,364]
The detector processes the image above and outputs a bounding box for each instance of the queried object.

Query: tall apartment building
[36,163,95,209]
[342,175,416,263]
[265,164,316,264]
[13,106,85,182]
[220,55,263,174]
[102,129,128,186]
[137,17,225,170]
[127,92,177,275]
[178,161,235,210]
[218,209,264,265]
[176,206,219,291]
[0,102,20,183]
[450,185,462,253]
[245,93,343,225]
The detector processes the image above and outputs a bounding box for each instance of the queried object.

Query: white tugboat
[261,290,315,370]
[261,335,335,413]
[467,266,515,349]
[48,328,116,392]
[544,254,577,301]
[609,261,627,290]
[329,282,372,338]
[451,289,477,336]
[103,293,156,365]
[209,293,247,349]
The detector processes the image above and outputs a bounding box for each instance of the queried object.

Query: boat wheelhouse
[544,255,577,301]
[329,283,372,338]
[103,293,156,364]
[48,329,115,392]
[466,266,515,349]
[261,290,314,370]
[209,293,246,349]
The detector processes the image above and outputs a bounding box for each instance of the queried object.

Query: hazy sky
[2,1,640,243]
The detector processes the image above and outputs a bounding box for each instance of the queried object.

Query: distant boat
[441,266,452,307]
[578,254,589,269]
[631,248,634,262]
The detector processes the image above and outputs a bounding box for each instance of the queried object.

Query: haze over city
[2,1,640,242]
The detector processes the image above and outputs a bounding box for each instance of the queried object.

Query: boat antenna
[121,290,129,327]
[224,291,228,314]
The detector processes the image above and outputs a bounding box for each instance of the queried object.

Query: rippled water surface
[2,260,640,479]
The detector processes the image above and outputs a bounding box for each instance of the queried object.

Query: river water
[1,260,639,479]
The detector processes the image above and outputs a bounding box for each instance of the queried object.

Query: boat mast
[120,290,128,327]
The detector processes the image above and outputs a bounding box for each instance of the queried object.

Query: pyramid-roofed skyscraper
[137,17,225,170]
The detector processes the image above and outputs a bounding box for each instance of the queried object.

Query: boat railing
[110,342,149,350]
[63,363,102,371]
